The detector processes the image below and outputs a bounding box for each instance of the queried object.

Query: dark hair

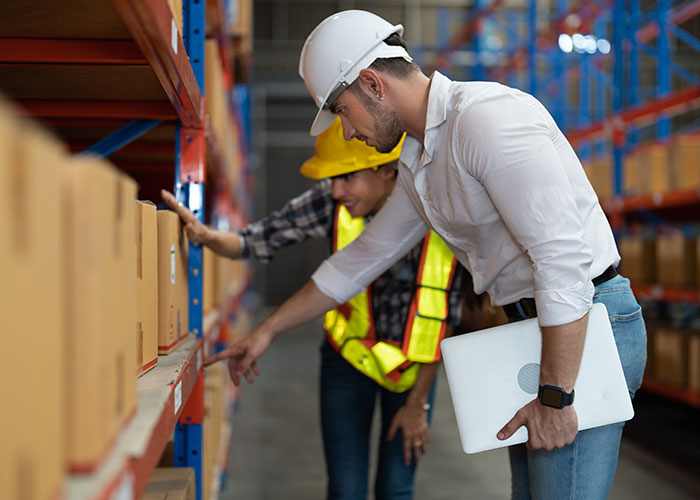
[346,33,420,99]
[366,33,420,79]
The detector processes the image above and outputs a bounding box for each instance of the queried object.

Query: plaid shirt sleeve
[237,179,334,264]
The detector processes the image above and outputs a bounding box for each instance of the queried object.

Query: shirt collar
[398,71,452,171]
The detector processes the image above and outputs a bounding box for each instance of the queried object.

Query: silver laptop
[440,302,634,454]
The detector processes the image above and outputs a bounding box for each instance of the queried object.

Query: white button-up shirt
[312,72,620,327]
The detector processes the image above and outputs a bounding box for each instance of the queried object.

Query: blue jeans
[319,340,436,500]
[508,275,647,500]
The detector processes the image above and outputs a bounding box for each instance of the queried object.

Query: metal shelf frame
[0,0,244,498]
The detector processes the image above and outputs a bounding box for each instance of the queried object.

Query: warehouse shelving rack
[421,0,700,408]
[0,1,248,499]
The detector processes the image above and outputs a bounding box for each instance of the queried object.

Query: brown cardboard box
[585,156,612,200]
[141,467,195,500]
[689,334,700,393]
[656,231,697,288]
[0,114,66,498]
[137,201,159,375]
[635,143,671,194]
[105,172,139,437]
[623,151,639,196]
[61,156,114,471]
[176,225,190,338]
[618,234,656,284]
[158,210,187,353]
[202,247,218,314]
[653,327,689,388]
[167,0,183,35]
[669,134,700,191]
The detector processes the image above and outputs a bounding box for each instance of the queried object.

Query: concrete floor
[220,310,700,500]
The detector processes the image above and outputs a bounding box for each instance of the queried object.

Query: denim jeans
[508,275,647,500]
[319,340,436,500]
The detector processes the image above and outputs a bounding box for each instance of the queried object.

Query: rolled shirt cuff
[311,259,366,305]
[534,280,594,327]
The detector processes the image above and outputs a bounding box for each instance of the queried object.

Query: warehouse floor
[221,308,700,500]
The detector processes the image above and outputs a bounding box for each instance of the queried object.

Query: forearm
[256,280,339,342]
[204,229,243,259]
[407,361,440,406]
[539,312,589,392]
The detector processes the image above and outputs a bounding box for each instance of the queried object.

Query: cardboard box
[141,467,195,500]
[669,134,700,191]
[167,0,183,35]
[158,210,187,353]
[177,228,190,338]
[653,327,689,388]
[630,143,671,194]
[203,246,217,313]
[618,234,656,284]
[137,201,159,375]
[623,151,639,196]
[0,114,66,498]
[689,334,700,393]
[61,156,115,471]
[584,156,612,200]
[105,172,139,437]
[656,231,697,288]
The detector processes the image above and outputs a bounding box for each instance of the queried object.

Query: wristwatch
[538,385,575,409]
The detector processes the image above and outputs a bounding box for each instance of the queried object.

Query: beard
[354,88,404,153]
[370,107,403,153]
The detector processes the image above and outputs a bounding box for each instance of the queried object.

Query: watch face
[541,387,564,408]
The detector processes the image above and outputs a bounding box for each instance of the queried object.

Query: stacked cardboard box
[0,111,65,500]
[583,156,612,200]
[618,233,656,284]
[157,210,189,353]
[652,327,690,388]
[141,467,195,500]
[655,231,697,288]
[137,201,159,375]
[668,134,700,191]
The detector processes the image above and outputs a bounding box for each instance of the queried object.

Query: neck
[392,72,432,145]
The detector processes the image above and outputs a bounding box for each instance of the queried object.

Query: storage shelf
[66,335,203,500]
[641,377,700,409]
[632,284,700,304]
[602,188,700,215]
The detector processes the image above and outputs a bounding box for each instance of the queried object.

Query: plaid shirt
[239,179,465,343]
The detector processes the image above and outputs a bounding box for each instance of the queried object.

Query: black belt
[503,266,618,320]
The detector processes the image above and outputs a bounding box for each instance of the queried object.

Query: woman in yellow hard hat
[162,118,465,500]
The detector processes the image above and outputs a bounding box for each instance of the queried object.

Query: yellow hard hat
[300,117,404,180]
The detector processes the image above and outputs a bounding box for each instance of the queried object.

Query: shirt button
[423,194,430,202]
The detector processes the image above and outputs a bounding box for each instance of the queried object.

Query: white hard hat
[299,10,413,136]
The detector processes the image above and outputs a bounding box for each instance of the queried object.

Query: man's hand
[161,189,212,245]
[204,328,274,385]
[386,399,430,465]
[497,399,578,451]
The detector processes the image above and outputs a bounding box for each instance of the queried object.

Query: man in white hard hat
[208,10,646,500]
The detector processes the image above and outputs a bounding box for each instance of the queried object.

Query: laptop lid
[440,302,634,454]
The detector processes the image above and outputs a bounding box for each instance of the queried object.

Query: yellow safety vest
[324,204,457,392]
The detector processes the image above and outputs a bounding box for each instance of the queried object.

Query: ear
[357,69,385,98]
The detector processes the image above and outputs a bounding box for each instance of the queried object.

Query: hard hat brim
[310,108,337,136]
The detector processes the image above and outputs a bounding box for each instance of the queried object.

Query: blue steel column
[554,0,568,129]
[612,0,625,196]
[473,0,485,81]
[657,0,671,139]
[528,0,537,96]
[628,0,640,150]
[174,1,206,500]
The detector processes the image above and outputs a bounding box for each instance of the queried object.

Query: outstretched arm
[204,280,339,383]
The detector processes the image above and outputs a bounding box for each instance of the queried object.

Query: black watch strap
[538,385,575,409]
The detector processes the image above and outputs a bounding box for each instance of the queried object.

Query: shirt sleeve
[238,180,334,264]
[455,92,594,327]
[312,179,429,304]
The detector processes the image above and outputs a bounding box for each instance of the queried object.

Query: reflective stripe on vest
[324,204,456,392]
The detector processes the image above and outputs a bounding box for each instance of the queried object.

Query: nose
[339,116,356,141]
[331,178,346,200]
